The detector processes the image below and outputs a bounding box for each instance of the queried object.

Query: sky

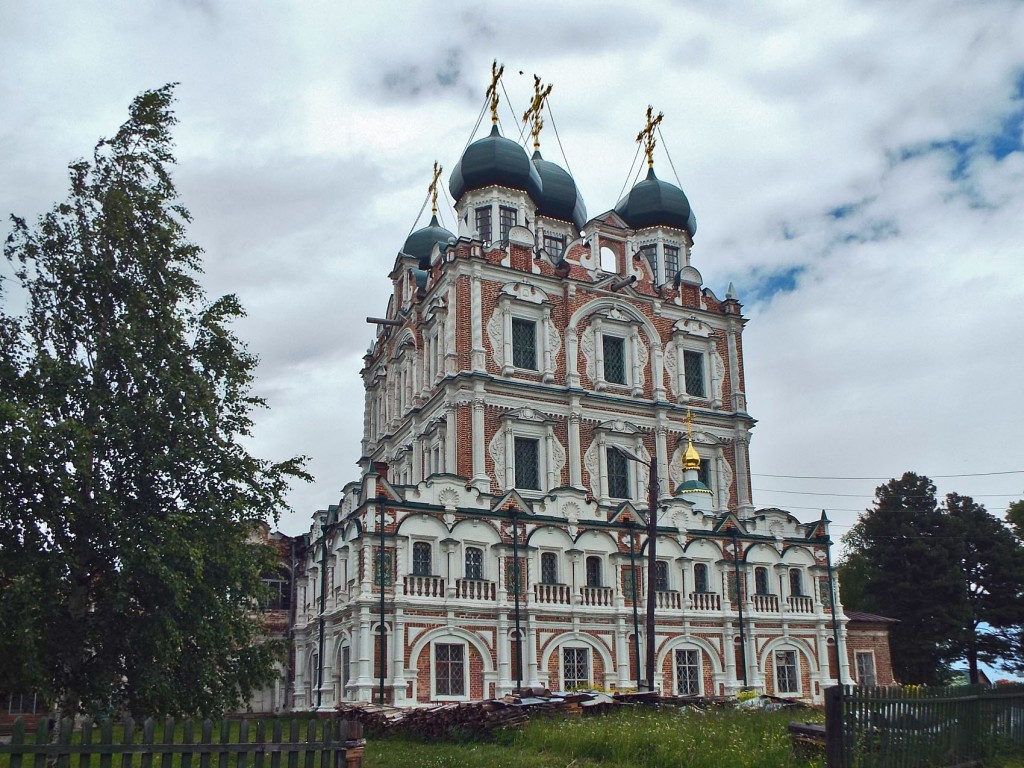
[1,0,1022,546]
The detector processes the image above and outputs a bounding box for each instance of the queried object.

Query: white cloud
[1,0,1022,536]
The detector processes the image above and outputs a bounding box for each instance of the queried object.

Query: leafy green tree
[839,472,968,684]
[0,85,308,719]
[944,494,1024,683]
[1006,500,1024,541]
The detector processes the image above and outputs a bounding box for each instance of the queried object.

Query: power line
[754,488,1020,499]
[751,470,1024,480]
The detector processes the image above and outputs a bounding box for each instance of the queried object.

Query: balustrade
[787,594,814,613]
[752,593,780,612]
[534,583,572,605]
[580,586,614,607]
[689,592,721,611]
[656,590,682,610]
[455,578,496,600]
[404,575,445,598]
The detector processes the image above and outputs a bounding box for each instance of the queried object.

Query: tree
[839,472,968,684]
[1006,500,1024,541]
[0,85,309,719]
[840,474,1024,684]
[944,493,1024,683]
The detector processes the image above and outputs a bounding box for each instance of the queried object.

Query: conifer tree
[0,85,308,718]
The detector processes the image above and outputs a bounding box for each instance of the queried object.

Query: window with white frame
[412,542,432,577]
[775,650,799,694]
[465,547,484,580]
[563,647,590,689]
[683,350,706,398]
[606,446,631,499]
[602,334,627,385]
[340,645,350,700]
[543,232,565,258]
[675,649,701,695]
[541,552,558,584]
[755,566,771,595]
[693,563,710,593]
[585,556,603,587]
[513,436,541,491]
[664,245,680,278]
[511,317,538,370]
[475,206,492,242]
[434,643,466,697]
[855,652,876,687]
[639,244,657,275]
[655,560,670,592]
[789,568,804,597]
[499,206,517,241]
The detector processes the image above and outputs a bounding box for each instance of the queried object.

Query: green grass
[364,707,826,768]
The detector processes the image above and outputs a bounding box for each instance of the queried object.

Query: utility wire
[754,488,1020,499]
[617,141,643,203]
[544,97,574,178]
[752,470,1024,480]
[406,191,432,238]
[462,96,490,154]
[656,124,684,188]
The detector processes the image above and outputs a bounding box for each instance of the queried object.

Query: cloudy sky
[2,0,1022,543]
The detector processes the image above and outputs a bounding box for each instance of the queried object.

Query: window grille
[775,650,799,694]
[585,556,602,587]
[511,318,538,370]
[499,206,517,241]
[374,548,393,587]
[675,649,700,695]
[664,245,680,278]
[856,652,876,687]
[623,566,639,599]
[563,647,590,689]
[640,244,657,274]
[505,557,524,596]
[655,560,670,592]
[261,570,291,609]
[412,542,432,577]
[543,233,565,258]
[684,350,705,397]
[755,566,771,595]
[606,446,631,498]
[475,206,492,242]
[514,436,540,490]
[694,563,710,593]
[789,568,804,597]
[603,335,626,385]
[541,552,558,584]
[465,547,483,580]
[435,644,465,696]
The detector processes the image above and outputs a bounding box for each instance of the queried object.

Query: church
[286,67,894,709]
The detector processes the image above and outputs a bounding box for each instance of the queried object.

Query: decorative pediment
[608,501,646,527]
[498,281,550,305]
[673,315,714,338]
[500,407,554,425]
[594,419,643,435]
[491,490,536,516]
[712,512,747,536]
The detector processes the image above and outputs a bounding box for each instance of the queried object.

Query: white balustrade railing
[404,575,445,598]
[580,586,614,607]
[689,592,721,611]
[656,590,682,610]
[752,593,780,612]
[455,578,496,601]
[787,595,815,613]
[534,583,572,604]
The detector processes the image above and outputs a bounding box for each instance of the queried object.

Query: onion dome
[683,441,701,470]
[532,151,587,230]
[449,125,543,203]
[614,167,697,237]
[402,215,454,269]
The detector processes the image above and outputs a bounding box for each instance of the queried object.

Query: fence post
[825,685,844,768]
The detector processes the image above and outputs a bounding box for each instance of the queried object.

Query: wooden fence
[0,716,364,768]
[825,684,1024,767]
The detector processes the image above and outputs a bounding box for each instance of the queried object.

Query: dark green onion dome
[675,479,713,495]
[614,167,697,237]
[532,151,587,230]
[449,124,543,203]
[402,214,455,269]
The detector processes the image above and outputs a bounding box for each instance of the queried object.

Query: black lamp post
[731,527,749,687]
[510,506,524,692]
[821,511,843,684]
[627,519,642,690]
[377,494,387,704]
[610,443,660,693]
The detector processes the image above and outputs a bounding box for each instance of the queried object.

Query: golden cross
[522,74,553,151]
[485,60,505,125]
[635,105,664,168]
[428,161,442,215]
[685,408,694,442]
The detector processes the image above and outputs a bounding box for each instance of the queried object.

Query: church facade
[288,77,892,709]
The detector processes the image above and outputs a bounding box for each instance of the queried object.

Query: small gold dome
[683,440,701,470]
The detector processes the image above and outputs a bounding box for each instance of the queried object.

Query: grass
[363,707,826,768]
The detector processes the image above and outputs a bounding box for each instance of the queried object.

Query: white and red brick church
[284,69,894,710]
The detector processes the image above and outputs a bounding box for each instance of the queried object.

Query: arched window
[465,547,483,580]
[655,560,670,592]
[789,568,804,597]
[412,542,432,576]
[693,563,710,593]
[585,556,602,587]
[541,552,558,584]
[755,566,771,595]
[600,245,617,272]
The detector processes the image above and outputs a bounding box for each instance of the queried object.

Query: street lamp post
[377,494,387,705]
[627,520,642,690]
[610,444,660,693]
[510,507,524,692]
